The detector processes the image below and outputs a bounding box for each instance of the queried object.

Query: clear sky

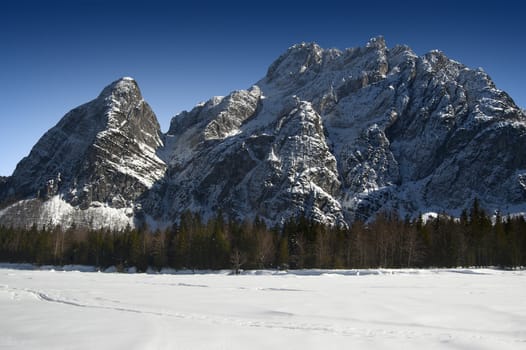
[1,0,524,176]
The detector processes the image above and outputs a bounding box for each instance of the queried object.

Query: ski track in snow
[5,285,490,341]
[1,268,526,349]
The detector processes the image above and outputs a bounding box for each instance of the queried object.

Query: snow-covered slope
[1,37,526,229]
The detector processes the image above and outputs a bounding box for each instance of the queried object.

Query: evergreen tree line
[0,200,525,271]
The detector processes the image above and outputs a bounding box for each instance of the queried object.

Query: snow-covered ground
[1,267,525,349]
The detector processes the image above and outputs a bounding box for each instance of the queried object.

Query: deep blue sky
[1,0,524,176]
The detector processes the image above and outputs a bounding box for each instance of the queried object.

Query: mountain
[1,37,526,229]
[0,78,166,229]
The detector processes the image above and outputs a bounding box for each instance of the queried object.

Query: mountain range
[1,36,525,229]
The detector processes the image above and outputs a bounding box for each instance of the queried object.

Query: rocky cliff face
[1,37,525,229]
[0,78,166,229]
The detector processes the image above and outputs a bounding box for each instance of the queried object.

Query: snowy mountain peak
[288,41,323,53]
[0,78,165,229]
[266,42,324,83]
[98,77,144,113]
[366,35,387,49]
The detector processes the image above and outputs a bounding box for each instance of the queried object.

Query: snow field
[1,268,525,349]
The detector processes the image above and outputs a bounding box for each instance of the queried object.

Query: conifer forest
[1,200,525,271]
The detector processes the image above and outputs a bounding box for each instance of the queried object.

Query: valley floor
[1,266,525,349]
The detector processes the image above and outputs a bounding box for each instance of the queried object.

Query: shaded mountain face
[1,37,526,229]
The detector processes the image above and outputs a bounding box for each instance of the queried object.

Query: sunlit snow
[1,267,525,349]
